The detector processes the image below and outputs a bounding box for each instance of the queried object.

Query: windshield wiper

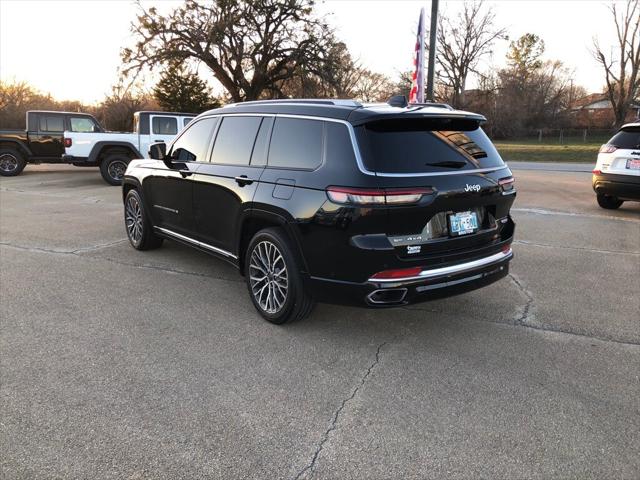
[426,160,467,168]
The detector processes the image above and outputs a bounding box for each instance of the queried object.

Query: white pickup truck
[63,111,195,185]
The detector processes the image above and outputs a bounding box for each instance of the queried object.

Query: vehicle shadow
[2,168,113,189]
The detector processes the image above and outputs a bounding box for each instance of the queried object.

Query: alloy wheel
[0,153,18,173]
[249,240,289,314]
[125,194,143,244]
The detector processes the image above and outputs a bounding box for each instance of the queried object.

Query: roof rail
[223,99,362,108]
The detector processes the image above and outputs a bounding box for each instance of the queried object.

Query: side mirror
[92,125,100,133]
[149,142,167,160]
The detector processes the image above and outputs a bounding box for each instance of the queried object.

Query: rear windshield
[354,118,505,174]
[608,127,640,149]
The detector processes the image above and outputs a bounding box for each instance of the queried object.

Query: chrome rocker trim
[368,248,513,283]
[155,227,238,259]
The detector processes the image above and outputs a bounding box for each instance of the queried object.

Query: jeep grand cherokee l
[122,99,516,324]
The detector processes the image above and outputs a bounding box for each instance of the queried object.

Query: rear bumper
[593,172,640,201]
[307,248,513,307]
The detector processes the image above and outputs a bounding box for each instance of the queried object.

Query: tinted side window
[250,117,274,166]
[183,117,194,128]
[212,116,262,166]
[152,116,178,135]
[608,128,640,149]
[171,117,218,162]
[70,117,96,132]
[39,115,64,132]
[325,122,357,167]
[268,118,323,170]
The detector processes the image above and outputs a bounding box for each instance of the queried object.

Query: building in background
[569,93,640,129]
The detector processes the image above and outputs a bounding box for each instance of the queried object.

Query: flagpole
[426,0,439,101]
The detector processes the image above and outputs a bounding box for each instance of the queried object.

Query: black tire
[124,189,163,250]
[0,148,27,177]
[100,154,130,186]
[596,194,623,210]
[244,227,315,324]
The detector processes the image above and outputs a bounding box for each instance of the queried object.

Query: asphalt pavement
[1,165,639,479]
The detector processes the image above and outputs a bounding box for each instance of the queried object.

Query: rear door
[192,115,270,254]
[31,113,65,158]
[603,126,640,176]
[353,116,513,259]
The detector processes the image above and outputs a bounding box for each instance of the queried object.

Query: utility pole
[426,0,439,101]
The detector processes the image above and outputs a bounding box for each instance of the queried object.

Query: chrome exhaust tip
[366,288,408,305]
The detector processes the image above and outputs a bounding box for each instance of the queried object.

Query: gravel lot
[1,165,639,479]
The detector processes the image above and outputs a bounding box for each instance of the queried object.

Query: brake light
[370,266,422,280]
[498,176,514,186]
[326,186,433,205]
[498,176,515,192]
[592,169,602,175]
[64,137,72,148]
[386,188,433,204]
[599,144,617,153]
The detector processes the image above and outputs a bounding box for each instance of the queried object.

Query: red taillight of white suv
[599,144,617,154]
[63,137,72,148]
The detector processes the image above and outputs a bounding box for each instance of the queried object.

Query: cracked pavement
[1,165,639,479]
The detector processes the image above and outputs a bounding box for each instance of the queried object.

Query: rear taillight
[64,137,72,148]
[326,186,433,205]
[599,144,617,153]
[592,169,602,175]
[498,176,514,186]
[370,266,423,280]
[498,176,515,191]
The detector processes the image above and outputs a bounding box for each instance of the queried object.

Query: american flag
[409,8,425,104]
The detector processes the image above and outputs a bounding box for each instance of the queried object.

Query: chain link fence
[504,128,614,145]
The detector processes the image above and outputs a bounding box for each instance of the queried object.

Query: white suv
[593,122,640,209]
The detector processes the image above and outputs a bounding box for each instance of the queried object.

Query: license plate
[627,159,640,170]
[449,211,478,236]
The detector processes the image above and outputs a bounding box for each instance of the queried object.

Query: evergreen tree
[153,64,220,113]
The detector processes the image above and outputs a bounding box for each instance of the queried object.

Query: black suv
[122,99,516,324]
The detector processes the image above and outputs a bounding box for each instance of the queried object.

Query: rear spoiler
[347,110,486,127]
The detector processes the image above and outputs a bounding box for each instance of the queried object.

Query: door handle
[235,175,254,186]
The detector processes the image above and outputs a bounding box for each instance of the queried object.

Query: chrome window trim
[156,227,237,259]
[195,112,507,177]
[368,248,512,283]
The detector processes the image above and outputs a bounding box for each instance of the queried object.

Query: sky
[0,0,621,104]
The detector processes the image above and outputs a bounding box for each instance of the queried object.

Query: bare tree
[123,0,336,102]
[0,80,75,129]
[593,0,640,128]
[98,81,159,131]
[351,70,395,102]
[436,0,507,108]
